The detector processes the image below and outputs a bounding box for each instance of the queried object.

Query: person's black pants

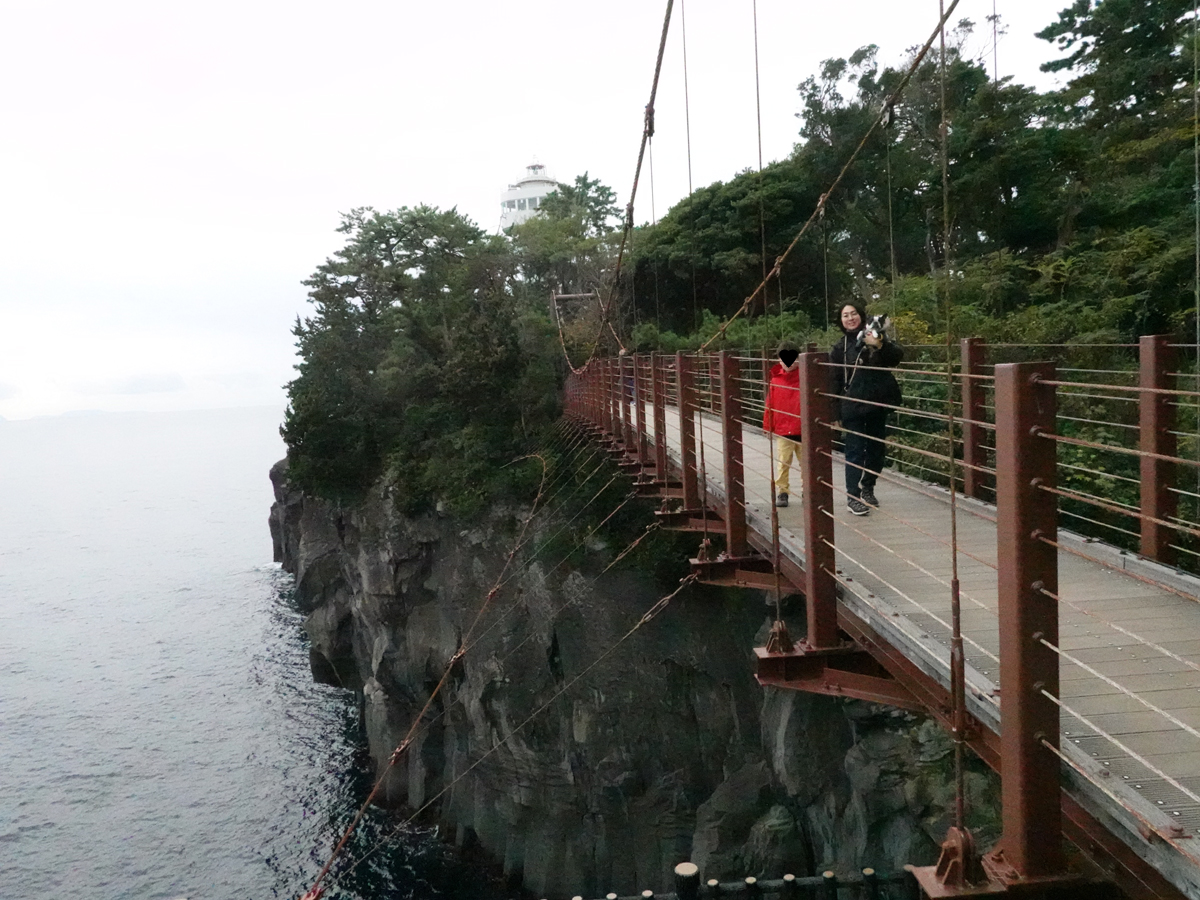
[844,412,888,499]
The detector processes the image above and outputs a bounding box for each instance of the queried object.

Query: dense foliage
[282,206,559,511]
[622,0,1200,348]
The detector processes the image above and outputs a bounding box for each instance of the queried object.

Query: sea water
[0,408,498,900]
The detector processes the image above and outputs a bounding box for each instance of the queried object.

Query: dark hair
[838,303,868,335]
[776,339,799,354]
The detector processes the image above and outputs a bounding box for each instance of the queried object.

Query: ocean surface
[0,407,499,900]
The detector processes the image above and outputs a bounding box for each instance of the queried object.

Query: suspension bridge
[563,340,1200,900]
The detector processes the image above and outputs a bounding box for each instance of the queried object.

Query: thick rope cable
[699,0,962,351]
[560,0,675,375]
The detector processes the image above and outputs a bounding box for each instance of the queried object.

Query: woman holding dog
[830,303,903,516]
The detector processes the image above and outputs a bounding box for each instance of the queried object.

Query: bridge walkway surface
[662,405,1200,830]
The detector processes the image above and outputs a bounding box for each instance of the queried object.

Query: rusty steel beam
[744,529,805,597]
[634,353,650,466]
[656,508,723,532]
[995,361,1063,880]
[608,358,620,440]
[800,351,839,650]
[961,338,988,501]
[1140,335,1177,567]
[836,608,1002,771]
[653,353,669,479]
[677,352,701,512]
[755,643,926,713]
[591,365,599,426]
[620,354,634,451]
[691,556,778,590]
[719,351,749,558]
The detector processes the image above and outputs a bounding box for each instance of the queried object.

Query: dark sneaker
[861,487,879,508]
[775,492,788,508]
[847,497,870,516]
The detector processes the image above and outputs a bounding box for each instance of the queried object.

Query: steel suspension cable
[753,0,767,289]
[699,0,963,351]
[1193,0,1200,525]
[937,0,967,837]
[649,136,661,329]
[885,111,898,337]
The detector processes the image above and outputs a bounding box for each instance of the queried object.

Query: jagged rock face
[270,458,990,898]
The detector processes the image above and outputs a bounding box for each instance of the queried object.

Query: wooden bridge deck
[646,404,1200,895]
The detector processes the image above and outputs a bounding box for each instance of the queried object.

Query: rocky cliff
[269,458,998,899]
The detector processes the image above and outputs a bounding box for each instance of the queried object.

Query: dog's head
[856,313,889,347]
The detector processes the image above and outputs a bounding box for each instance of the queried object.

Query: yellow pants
[774,436,801,494]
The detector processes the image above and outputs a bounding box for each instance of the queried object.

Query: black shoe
[861,487,878,508]
[847,497,870,516]
[775,492,788,508]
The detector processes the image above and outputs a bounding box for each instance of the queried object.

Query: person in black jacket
[830,303,903,516]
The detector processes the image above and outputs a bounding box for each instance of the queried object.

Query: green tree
[537,172,620,237]
[283,206,560,511]
[1035,0,1198,332]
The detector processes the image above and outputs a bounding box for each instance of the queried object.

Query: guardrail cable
[818,532,1000,669]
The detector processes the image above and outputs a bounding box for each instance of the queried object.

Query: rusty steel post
[609,359,620,439]
[677,353,701,510]
[620,355,634,450]
[586,365,593,426]
[799,351,839,649]
[589,365,597,424]
[634,353,650,465]
[961,338,987,501]
[652,353,668,478]
[719,351,749,557]
[602,360,614,437]
[994,360,1062,879]
[1140,335,1177,566]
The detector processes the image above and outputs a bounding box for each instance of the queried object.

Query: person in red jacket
[763,340,802,507]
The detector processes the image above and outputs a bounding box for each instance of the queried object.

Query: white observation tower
[499,162,558,230]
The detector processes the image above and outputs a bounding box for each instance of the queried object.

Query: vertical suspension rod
[938,0,966,835]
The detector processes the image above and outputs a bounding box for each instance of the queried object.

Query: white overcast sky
[0,0,1064,420]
